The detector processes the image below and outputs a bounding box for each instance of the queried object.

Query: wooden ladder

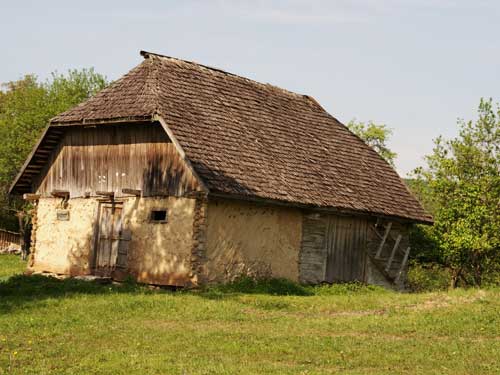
[371,222,411,284]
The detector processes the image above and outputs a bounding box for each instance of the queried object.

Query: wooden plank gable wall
[33,123,200,198]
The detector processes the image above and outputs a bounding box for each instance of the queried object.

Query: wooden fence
[0,229,21,250]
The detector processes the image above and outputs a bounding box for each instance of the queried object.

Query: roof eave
[50,115,154,127]
[9,116,156,196]
[208,191,433,225]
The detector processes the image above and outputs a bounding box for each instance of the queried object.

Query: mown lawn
[0,254,499,374]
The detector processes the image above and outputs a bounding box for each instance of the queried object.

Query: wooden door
[325,216,367,283]
[94,203,123,277]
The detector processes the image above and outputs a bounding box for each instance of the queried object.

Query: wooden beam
[375,222,392,259]
[96,191,115,198]
[122,188,141,197]
[23,194,40,201]
[51,190,70,198]
[395,247,411,284]
[8,125,52,195]
[385,234,402,273]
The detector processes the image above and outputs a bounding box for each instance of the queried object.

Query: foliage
[347,119,397,166]
[202,276,313,296]
[408,223,441,264]
[406,261,451,292]
[0,69,108,229]
[0,257,499,374]
[412,99,500,287]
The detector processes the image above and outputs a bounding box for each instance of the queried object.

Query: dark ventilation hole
[150,210,167,223]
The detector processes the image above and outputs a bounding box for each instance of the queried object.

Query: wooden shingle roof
[48,51,431,223]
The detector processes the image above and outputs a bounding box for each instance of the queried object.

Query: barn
[9,51,432,288]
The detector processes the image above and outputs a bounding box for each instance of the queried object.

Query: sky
[1,0,499,176]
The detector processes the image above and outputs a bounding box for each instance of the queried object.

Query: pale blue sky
[1,0,499,175]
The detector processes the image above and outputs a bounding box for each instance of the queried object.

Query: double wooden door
[93,203,129,277]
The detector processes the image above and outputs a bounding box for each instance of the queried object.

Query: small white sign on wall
[56,209,70,221]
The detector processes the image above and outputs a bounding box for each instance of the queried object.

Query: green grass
[0,255,26,280]
[0,256,499,374]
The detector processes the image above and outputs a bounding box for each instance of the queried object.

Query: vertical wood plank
[34,123,199,198]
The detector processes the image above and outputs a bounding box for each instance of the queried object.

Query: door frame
[91,200,124,276]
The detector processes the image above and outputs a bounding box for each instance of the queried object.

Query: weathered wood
[51,190,70,198]
[96,191,115,198]
[23,194,40,201]
[33,123,200,198]
[385,234,402,272]
[94,204,123,276]
[395,247,411,284]
[300,213,368,284]
[375,222,392,259]
[122,188,141,196]
[9,125,52,194]
[116,228,131,269]
[155,115,209,193]
[0,230,21,250]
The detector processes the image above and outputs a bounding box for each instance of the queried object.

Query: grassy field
[0,254,499,374]
[0,255,26,281]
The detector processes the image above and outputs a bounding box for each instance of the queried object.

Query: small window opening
[150,210,167,223]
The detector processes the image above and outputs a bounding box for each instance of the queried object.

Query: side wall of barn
[299,213,411,288]
[29,196,197,286]
[204,199,303,283]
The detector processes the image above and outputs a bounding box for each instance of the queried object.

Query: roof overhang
[8,118,153,196]
[208,191,434,225]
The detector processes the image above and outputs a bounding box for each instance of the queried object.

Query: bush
[310,281,387,296]
[201,277,389,297]
[406,262,451,292]
[204,277,313,296]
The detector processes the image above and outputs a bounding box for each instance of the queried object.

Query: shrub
[310,281,387,296]
[204,277,313,296]
[406,262,451,292]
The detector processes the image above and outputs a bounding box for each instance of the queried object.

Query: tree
[0,69,108,231]
[412,98,500,287]
[347,120,397,166]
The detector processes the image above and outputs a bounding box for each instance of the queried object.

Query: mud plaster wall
[205,199,302,283]
[32,198,98,275]
[123,197,196,286]
[31,197,197,286]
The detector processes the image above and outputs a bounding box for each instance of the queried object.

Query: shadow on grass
[194,277,389,300]
[195,277,314,300]
[0,274,150,314]
[1,274,389,312]
[0,275,315,311]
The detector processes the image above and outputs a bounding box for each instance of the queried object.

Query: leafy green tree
[347,120,397,166]
[0,69,108,230]
[412,99,500,287]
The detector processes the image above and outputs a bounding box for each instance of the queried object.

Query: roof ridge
[143,56,162,116]
[140,50,312,103]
